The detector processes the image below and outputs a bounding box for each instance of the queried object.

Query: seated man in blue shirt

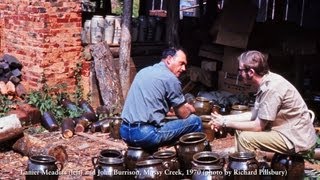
[120,47,202,150]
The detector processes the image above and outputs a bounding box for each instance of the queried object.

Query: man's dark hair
[161,47,186,59]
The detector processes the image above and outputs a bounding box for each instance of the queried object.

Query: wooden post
[166,0,180,47]
[91,42,124,112]
[119,0,133,99]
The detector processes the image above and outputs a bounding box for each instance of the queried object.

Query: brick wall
[0,0,84,93]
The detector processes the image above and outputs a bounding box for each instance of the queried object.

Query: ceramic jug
[175,132,211,173]
[26,155,63,180]
[227,152,259,180]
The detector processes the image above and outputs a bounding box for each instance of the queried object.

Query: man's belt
[122,120,160,127]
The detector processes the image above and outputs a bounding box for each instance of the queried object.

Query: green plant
[72,61,84,103]
[0,94,15,117]
[26,83,68,123]
[112,0,140,17]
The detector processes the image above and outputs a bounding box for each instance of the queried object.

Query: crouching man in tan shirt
[210,50,317,154]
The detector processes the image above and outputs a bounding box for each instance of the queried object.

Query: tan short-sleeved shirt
[253,72,317,153]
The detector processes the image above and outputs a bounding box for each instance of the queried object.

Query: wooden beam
[166,0,180,47]
[119,0,133,99]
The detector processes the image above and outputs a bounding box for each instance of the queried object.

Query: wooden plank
[12,133,68,164]
[76,132,127,150]
[91,42,124,113]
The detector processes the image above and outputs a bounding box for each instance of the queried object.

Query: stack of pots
[90,132,278,180]
[175,132,211,175]
[82,15,122,45]
[82,14,165,44]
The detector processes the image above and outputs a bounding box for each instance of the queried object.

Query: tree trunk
[0,114,23,143]
[12,133,68,164]
[91,42,124,112]
[119,0,133,99]
[166,0,180,47]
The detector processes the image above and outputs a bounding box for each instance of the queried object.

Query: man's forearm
[224,112,252,122]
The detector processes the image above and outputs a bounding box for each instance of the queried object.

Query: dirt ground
[0,129,319,180]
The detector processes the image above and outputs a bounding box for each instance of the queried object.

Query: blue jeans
[120,114,202,149]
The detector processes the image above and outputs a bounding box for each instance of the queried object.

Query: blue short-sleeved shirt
[121,61,185,125]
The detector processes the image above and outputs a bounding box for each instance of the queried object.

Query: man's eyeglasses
[238,68,247,73]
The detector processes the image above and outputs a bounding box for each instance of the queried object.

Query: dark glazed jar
[270,153,305,180]
[93,157,126,180]
[192,151,225,167]
[227,152,259,180]
[193,97,213,115]
[153,150,183,179]
[41,111,59,132]
[200,115,215,142]
[90,118,112,133]
[124,146,151,171]
[109,117,123,139]
[26,155,63,180]
[79,99,96,114]
[135,159,167,180]
[61,118,75,138]
[92,149,123,166]
[175,132,211,173]
[191,165,224,180]
[61,98,78,111]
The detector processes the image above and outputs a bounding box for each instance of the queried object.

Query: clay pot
[271,153,305,180]
[193,97,213,115]
[230,105,249,115]
[200,115,215,142]
[26,155,63,180]
[79,99,98,122]
[61,118,75,138]
[192,151,224,167]
[41,111,59,132]
[175,132,211,173]
[153,150,181,172]
[191,165,224,180]
[124,146,151,171]
[93,157,125,180]
[79,99,96,114]
[61,98,78,112]
[211,104,221,114]
[227,152,259,180]
[135,159,167,180]
[82,112,98,123]
[109,117,123,139]
[92,149,124,165]
[74,116,90,133]
[90,118,112,133]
